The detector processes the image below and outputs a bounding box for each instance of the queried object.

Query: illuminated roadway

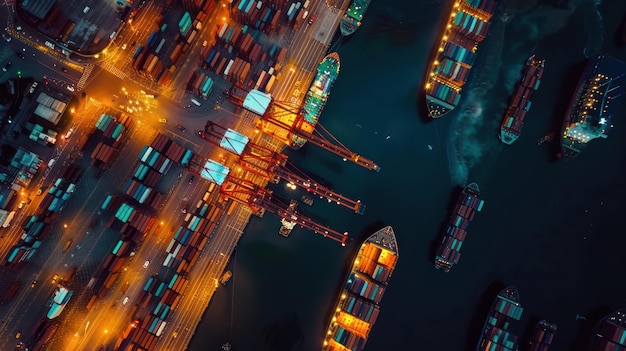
[0,0,352,350]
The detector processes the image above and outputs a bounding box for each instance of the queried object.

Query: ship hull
[560,54,626,160]
[589,309,626,350]
[291,52,341,149]
[322,226,398,351]
[475,286,523,351]
[528,320,557,351]
[340,0,372,36]
[423,0,496,118]
[500,56,545,145]
[434,182,484,272]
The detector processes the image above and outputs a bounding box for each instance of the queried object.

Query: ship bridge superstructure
[560,54,626,159]
[565,73,624,143]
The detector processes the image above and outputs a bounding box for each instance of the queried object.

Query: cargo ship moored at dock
[500,55,545,145]
[424,0,496,118]
[322,226,398,351]
[560,54,626,160]
[589,309,626,350]
[434,182,484,272]
[475,286,524,351]
[528,319,557,351]
[292,52,341,149]
[340,0,372,36]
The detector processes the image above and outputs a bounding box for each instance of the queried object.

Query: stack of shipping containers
[85,133,192,315]
[111,133,223,350]
[89,113,132,171]
[1,165,83,267]
[86,198,155,309]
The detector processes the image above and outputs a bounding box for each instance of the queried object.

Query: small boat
[300,195,314,206]
[537,132,555,146]
[220,270,232,285]
[279,200,298,237]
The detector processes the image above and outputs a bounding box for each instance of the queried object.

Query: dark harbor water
[190,0,626,350]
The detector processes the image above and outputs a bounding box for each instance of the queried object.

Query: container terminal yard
[0,0,371,350]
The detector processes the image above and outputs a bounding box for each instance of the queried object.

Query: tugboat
[300,195,314,206]
[220,270,233,285]
[537,132,555,146]
[279,200,298,237]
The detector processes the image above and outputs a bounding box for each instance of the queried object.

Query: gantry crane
[187,157,349,245]
[199,121,365,214]
[225,86,380,172]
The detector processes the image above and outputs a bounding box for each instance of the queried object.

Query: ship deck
[293,53,340,146]
[423,0,495,118]
[343,0,371,23]
[560,54,626,158]
[322,227,398,350]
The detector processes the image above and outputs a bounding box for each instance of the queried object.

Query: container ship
[527,320,557,351]
[434,182,484,272]
[322,226,398,351]
[475,286,524,351]
[424,0,496,118]
[589,309,626,351]
[292,52,341,149]
[560,54,626,160]
[340,0,372,36]
[500,55,545,145]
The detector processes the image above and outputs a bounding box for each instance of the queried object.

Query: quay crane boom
[226,87,380,172]
[188,158,350,245]
[198,122,365,214]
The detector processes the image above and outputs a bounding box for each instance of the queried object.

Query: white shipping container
[218,23,228,38]
[156,321,167,337]
[163,253,174,267]
[223,59,235,76]
[155,38,166,54]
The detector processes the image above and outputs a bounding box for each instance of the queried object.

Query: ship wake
[446,0,603,185]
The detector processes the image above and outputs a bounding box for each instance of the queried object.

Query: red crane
[199,121,365,214]
[187,157,349,245]
[225,86,380,172]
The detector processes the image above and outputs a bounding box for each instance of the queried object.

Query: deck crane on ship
[225,85,380,172]
[198,121,365,214]
[185,156,350,245]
